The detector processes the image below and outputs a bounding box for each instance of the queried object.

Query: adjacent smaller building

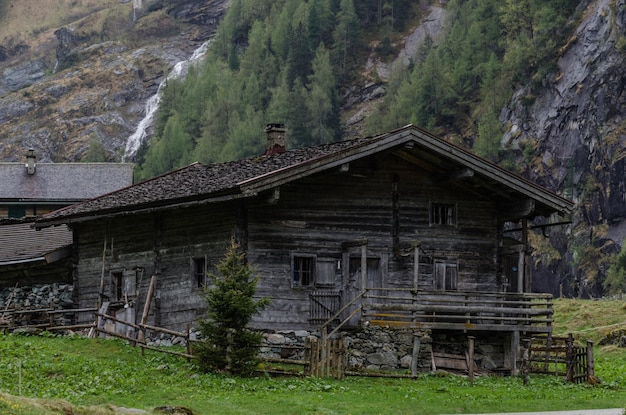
[0,149,134,220]
[0,150,134,289]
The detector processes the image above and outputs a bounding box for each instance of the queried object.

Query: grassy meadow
[0,299,624,414]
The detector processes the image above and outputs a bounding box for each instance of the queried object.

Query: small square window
[430,202,456,226]
[293,256,315,287]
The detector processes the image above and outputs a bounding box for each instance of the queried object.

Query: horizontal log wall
[74,203,238,329]
[73,150,505,333]
[248,153,501,330]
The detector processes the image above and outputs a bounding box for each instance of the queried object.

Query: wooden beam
[442,168,474,182]
[341,239,368,250]
[499,199,535,220]
[44,245,72,264]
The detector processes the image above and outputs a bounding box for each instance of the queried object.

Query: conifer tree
[194,240,270,376]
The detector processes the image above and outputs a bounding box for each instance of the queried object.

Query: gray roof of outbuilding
[0,163,134,202]
[0,222,72,264]
[36,125,575,227]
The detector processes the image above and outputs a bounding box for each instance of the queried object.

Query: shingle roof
[0,222,72,264]
[36,125,575,226]
[0,163,134,202]
[37,134,381,223]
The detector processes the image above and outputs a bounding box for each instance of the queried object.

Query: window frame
[434,260,458,291]
[110,270,124,301]
[192,256,207,288]
[291,254,316,288]
[429,202,457,227]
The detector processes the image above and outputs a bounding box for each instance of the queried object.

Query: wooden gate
[309,290,341,325]
[306,336,345,379]
[526,334,594,384]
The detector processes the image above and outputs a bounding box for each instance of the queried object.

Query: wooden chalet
[36,124,574,372]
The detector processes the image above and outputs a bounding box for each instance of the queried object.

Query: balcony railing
[361,288,553,333]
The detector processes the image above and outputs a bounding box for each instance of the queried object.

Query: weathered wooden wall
[0,258,72,288]
[74,203,237,328]
[247,152,500,329]
[74,150,503,332]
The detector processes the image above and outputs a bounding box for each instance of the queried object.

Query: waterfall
[123,40,211,161]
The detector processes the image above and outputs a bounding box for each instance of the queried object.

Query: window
[430,202,456,226]
[292,256,315,287]
[8,205,26,219]
[111,271,123,301]
[110,270,137,302]
[434,261,458,291]
[193,257,206,288]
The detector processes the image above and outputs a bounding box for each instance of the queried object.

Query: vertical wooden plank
[521,218,528,293]
[304,337,311,377]
[586,341,595,381]
[510,330,519,376]
[411,335,420,377]
[360,245,367,293]
[565,333,574,383]
[467,336,475,383]
[98,236,107,306]
[522,338,531,385]
[311,338,319,377]
[413,242,420,290]
[137,275,157,343]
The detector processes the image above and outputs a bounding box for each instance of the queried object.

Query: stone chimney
[264,123,287,156]
[25,149,36,175]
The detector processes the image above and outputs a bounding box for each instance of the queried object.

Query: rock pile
[0,283,74,310]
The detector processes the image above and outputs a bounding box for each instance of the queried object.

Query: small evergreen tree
[194,239,270,376]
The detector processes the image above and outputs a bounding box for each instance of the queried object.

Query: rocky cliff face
[0,0,230,162]
[501,0,626,296]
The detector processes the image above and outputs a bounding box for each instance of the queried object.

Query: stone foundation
[0,283,74,309]
[256,326,432,372]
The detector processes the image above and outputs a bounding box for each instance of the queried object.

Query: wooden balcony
[361,289,553,333]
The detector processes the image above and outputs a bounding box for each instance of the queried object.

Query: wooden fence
[0,305,347,379]
[2,305,593,383]
[525,334,595,384]
[305,336,345,379]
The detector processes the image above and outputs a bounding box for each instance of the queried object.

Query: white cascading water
[123,40,211,161]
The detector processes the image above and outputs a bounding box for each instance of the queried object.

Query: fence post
[586,340,594,382]
[522,338,531,385]
[304,337,311,376]
[411,335,421,377]
[565,333,574,382]
[467,336,475,383]
[186,324,191,362]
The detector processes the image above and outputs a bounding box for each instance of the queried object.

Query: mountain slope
[0,0,229,162]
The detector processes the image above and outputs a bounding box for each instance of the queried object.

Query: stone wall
[344,327,432,372]
[0,283,73,309]
[257,326,433,373]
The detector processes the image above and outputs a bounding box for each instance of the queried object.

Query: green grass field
[0,299,625,414]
